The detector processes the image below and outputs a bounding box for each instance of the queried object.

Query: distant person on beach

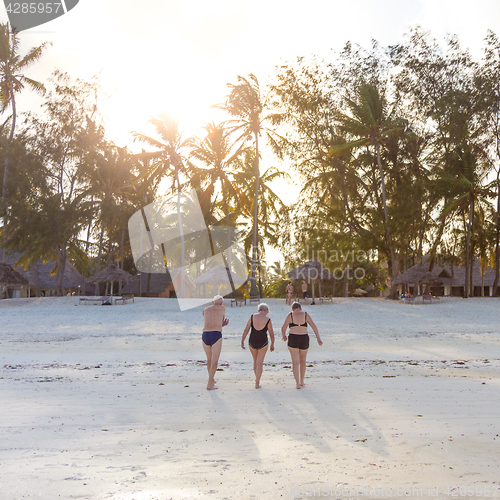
[301,280,308,305]
[281,301,322,389]
[202,295,229,390]
[286,281,294,305]
[241,303,275,388]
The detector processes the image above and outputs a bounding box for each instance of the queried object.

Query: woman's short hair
[258,303,269,312]
[291,301,302,310]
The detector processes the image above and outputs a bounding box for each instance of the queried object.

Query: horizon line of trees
[1,23,500,299]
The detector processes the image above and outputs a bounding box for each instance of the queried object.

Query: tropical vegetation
[1,22,500,298]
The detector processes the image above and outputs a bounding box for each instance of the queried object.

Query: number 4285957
[6,3,63,14]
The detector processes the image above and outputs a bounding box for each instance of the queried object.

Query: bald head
[213,295,224,305]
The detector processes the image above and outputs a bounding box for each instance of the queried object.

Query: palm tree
[190,122,248,224]
[189,122,249,294]
[329,83,402,297]
[82,144,136,293]
[233,151,289,295]
[216,74,282,297]
[133,112,193,298]
[439,142,490,297]
[2,191,92,296]
[0,23,51,260]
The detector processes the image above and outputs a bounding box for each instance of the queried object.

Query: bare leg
[288,346,302,389]
[299,348,308,386]
[249,345,258,383]
[250,345,268,388]
[203,338,222,390]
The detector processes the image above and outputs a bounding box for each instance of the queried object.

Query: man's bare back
[203,304,226,332]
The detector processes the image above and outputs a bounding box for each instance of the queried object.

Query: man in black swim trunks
[202,295,229,390]
[301,280,308,305]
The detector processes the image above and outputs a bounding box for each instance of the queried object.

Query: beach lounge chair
[114,294,134,304]
[249,295,260,305]
[230,296,246,307]
[401,296,415,305]
[319,295,333,304]
[79,296,112,305]
[422,294,440,304]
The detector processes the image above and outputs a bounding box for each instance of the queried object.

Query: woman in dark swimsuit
[281,301,323,389]
[241,303,275,388]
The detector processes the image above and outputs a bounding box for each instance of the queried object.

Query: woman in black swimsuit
[241,303,275,388]
[281,301,323,389]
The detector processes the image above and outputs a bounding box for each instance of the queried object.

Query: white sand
[1,297,499,500]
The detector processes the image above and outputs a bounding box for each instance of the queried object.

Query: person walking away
[281,301,322,389]
[202,295,229,390]
[241,303,275,388]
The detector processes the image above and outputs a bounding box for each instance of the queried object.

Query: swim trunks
[248,315,270,350]
[202,330,222,346]
[302,291,308,298]
[287,333,309,350]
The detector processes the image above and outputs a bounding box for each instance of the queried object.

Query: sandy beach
[1,296,499,500]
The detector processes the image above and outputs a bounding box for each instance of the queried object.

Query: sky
[1,0,499,262]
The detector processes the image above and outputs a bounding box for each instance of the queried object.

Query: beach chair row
[401,294,441,305]
[79,294,134,305]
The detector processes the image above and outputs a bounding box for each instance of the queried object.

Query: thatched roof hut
[393,264,443,285]
[87,264,132,284]
[121,270,196,298]
[0,263,29,285]
[4,251,92,296]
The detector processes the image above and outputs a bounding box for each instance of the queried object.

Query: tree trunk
[55,243,67,297]
[375,265,380,297]
[176,168,185,299]
[464,195,474,298]
[428,216,447,272]
[250,132,260,297]
[95,223,105,295]
[223,205,236,297]
[258,252,264,297]
[343,266,349,297]
[120,224,125,270]
[2,93,16,262]
[494,171,500,296]
[375,143,396,298]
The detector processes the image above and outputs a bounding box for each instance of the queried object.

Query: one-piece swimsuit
[248,315,270,349]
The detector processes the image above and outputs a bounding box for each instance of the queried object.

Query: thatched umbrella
[0,263,29,299]
[87,264,132,295]
[393,264,442,295]
[288,259,333,304]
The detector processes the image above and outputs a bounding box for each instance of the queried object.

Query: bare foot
[296,385,302,389]
[255,383,262,389]
[300,382,306,387]
[207,385,218,390]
